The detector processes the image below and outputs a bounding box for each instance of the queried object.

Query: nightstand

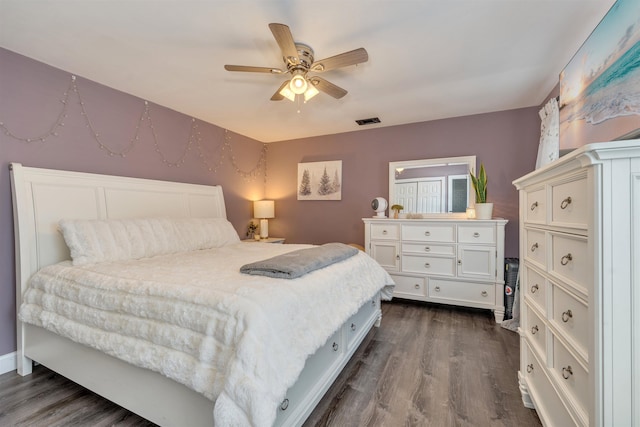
[242,237,285,244]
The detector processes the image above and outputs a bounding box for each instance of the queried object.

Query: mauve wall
[265,109,540,254]
[0,48,266,356]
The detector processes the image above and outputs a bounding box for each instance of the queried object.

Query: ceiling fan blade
[311,48,368,72]
[270,81,290,101]
[268,23,299,65]
[224,65,283,74]
[309,76,348,99]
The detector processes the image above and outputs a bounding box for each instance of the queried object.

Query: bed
[10,163,395,427]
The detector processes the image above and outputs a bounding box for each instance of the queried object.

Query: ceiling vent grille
[355,117,381,126]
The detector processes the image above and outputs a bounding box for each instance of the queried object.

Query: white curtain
[535,97,560,169]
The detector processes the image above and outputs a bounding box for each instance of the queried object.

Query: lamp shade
[254,200,275,219]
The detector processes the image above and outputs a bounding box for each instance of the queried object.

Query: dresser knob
[560,196,572,209]
[530,242,538,252]
[382,230,388,235]
[457,259,462,265]
[424,231,430,236]
[424,246,430,252]
[560,253,573,265]
[481,291,488,297]
[531,325,539,335]
[473,232,480,238]
[434,286,441,292]
[396,254,400,260]
[332,342,339,352]
[424,263,430,268]
[561,309,573,323]
[414,284,420,289]
[526,364,534,373]
[530,201,538,211]
[562,366,573,379]
[280,399,289,411]
[531,284,539,293]
[351,323,356,331]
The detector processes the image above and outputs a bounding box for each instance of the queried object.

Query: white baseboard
[0,351,17,375]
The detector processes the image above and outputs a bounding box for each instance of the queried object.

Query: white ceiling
[0,1,616,143]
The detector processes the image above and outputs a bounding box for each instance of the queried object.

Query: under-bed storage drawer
[346,298,378,350]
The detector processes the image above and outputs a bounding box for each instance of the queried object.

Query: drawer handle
[424,263,430,268]
[473,232,480,238]
[371,300,376,307]
[562,366,573,379]
[332,342,339,352]
[396,254,400,260]
[424,246,430,252]
[531,325,539,335]
[530,201,538,211]
[560,253,573,265]
[351,323,356,331]
[414,284,420,289]
[531,284,539,293]
[530,242,539,252]
[457,259,462,265]
[526,364,534,373]
[280,398,289,411]
[382,230,388,235]
[481,291,488,297]
[561,309,573,323]
[424,231,431,236]
[434,286,441,292]
[560,196,572,209]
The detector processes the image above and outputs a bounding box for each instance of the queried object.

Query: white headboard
[10,163,227,296]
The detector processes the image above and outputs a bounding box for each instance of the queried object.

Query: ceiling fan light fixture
[279,84,296,102]
[303,85,319,102]
[289,71,308,94]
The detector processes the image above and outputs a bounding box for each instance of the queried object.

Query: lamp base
[259,219,269,239]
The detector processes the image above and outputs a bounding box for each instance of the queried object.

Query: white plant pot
[474,203,493,220]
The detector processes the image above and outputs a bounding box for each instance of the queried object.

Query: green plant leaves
[470,163,488,203]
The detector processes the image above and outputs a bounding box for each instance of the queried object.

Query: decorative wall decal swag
[0,75,267,181]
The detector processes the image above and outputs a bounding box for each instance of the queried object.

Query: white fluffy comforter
[19,242,394,426]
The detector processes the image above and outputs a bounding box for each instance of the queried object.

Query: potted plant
[469,163,493,219]
[246,221,258,240]
[390,204,404,219]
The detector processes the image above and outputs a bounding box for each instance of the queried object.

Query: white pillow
[59,217,240,265]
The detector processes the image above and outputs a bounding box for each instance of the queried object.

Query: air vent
[355,117,381,126]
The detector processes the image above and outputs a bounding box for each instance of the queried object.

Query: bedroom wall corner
[0,47,266,357]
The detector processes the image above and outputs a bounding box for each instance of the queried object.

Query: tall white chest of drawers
[513,140,640,427]
[363,217,507,323]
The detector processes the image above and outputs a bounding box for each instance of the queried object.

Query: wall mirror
[389,155,476,216]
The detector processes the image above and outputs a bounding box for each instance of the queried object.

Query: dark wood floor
[0,300,540,427]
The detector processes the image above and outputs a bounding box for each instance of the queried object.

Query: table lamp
[254,200,275,239]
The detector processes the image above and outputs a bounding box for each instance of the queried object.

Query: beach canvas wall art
[297,161,342,200]
[559,0,640,149]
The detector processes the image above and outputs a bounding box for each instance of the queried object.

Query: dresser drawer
[402,255,455,276]
[524,228,546,269]
[390,274,427,300]
[524,187,546,224]
[551,283,588,358]
[524,266,546,315]
[370,223,400,240]
[457,224,496,244]
[429,278,495,306]
[524,303,546,361]
[402,224,455,243]
[522,343,577,427]
[402,243,455,256]
[550,232,590,296]
[550,174,588,229]
[551,336,589,421]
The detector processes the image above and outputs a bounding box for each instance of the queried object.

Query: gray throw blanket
[240,243,359,279]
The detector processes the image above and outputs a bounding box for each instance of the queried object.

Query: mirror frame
[388,155,476,217]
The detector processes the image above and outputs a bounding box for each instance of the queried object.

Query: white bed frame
[10,163,382,427]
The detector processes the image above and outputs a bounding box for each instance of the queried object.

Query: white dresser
[513,140,640,426]
[363,217,507,323]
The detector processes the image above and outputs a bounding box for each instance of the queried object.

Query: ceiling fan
[224,23,368,102]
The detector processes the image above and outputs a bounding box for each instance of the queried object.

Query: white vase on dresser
[513,140,640,427]
[363,217,507,323]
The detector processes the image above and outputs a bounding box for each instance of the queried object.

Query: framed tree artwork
[297,160,342,200]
